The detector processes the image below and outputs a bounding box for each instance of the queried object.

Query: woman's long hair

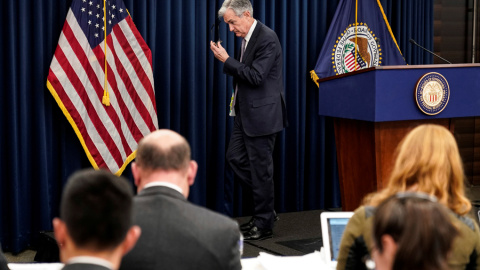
[364,124,471,215]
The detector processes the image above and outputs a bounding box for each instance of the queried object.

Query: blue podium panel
[318,64,480,122]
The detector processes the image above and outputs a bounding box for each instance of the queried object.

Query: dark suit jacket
[119,186,242,270]
[224,21,288,137]
[62,263,111,270]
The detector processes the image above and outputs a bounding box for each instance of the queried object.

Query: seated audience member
[336,124,480,270]
[371,192,458,270]
[53,169,141,270]
[119,129,242,270]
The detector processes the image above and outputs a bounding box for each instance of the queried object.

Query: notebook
[320,211,354,268]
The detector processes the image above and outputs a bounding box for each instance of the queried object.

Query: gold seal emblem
[415,72,450,115]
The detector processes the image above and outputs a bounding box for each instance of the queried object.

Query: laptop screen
[320,212,354,265]
[327,217,350,260]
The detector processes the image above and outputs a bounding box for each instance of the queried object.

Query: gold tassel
[310,70,319,87]
[102,90,110,106]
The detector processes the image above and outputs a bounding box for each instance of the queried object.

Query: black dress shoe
[243,226,273,241]
[240,217,256,232]
[240,212,279,232]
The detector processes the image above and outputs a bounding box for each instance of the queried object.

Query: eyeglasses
[210,20,223,46]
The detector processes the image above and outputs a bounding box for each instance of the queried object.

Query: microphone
[409,39,452,64]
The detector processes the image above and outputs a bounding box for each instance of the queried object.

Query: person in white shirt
[53,169,141,270]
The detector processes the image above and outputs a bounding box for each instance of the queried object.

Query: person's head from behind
[132,129,198,197]
[218,0,254,38]
[372,192,458,270]
[53,169,140,267]
[367,124,471,215]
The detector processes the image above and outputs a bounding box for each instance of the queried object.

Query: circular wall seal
[415,72,450,115]
[332,23,381,75]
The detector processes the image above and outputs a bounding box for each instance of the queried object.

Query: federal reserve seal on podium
[415,72,450,115]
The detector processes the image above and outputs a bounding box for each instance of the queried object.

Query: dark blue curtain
[0,0,433,253]
[380,0,434,64]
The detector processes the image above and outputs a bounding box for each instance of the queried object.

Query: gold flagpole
[102,0,110,106]
[354,0,358,71]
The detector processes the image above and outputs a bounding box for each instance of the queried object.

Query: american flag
[47,0,158,175]
[345,49,367,71]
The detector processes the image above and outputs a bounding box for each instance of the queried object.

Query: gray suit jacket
[120,186,242,270]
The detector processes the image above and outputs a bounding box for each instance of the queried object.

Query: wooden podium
[317,64,480,211]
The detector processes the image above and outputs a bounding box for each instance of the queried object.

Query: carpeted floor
[235,210,325,258]
[4,250,36,263]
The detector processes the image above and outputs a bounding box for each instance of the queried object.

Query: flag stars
[109,20,112,25]
[111,14,115,19]
[88,11,92,15]
[96,13,100,18]
[88,20,91,25]
[97,4,100,9]
[112,5,116,9]
[95,23,99,28]
[82,0,86,2]
[94,33,99,38]
[89,1,93,6]
[81,7,86,12]
[119,8,123,13]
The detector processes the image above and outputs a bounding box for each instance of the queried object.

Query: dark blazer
[62,263,111,270]
[120,186,242,270]
[224,21,287,137]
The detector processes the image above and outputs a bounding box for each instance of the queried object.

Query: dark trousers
[226,112,277,230]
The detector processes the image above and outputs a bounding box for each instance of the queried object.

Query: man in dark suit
[210,0,288,241]
[53,169,141,270]
[119,129,242,270]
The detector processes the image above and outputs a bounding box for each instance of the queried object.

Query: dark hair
[135,136,190,171]
[60,169,133,250]
[373,192,458,270]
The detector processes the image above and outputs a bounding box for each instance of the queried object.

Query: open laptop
[320,211,354,268]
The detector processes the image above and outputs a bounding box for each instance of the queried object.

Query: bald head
[136,129,191,172]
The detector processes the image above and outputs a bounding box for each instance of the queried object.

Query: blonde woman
[336,124,480,270]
